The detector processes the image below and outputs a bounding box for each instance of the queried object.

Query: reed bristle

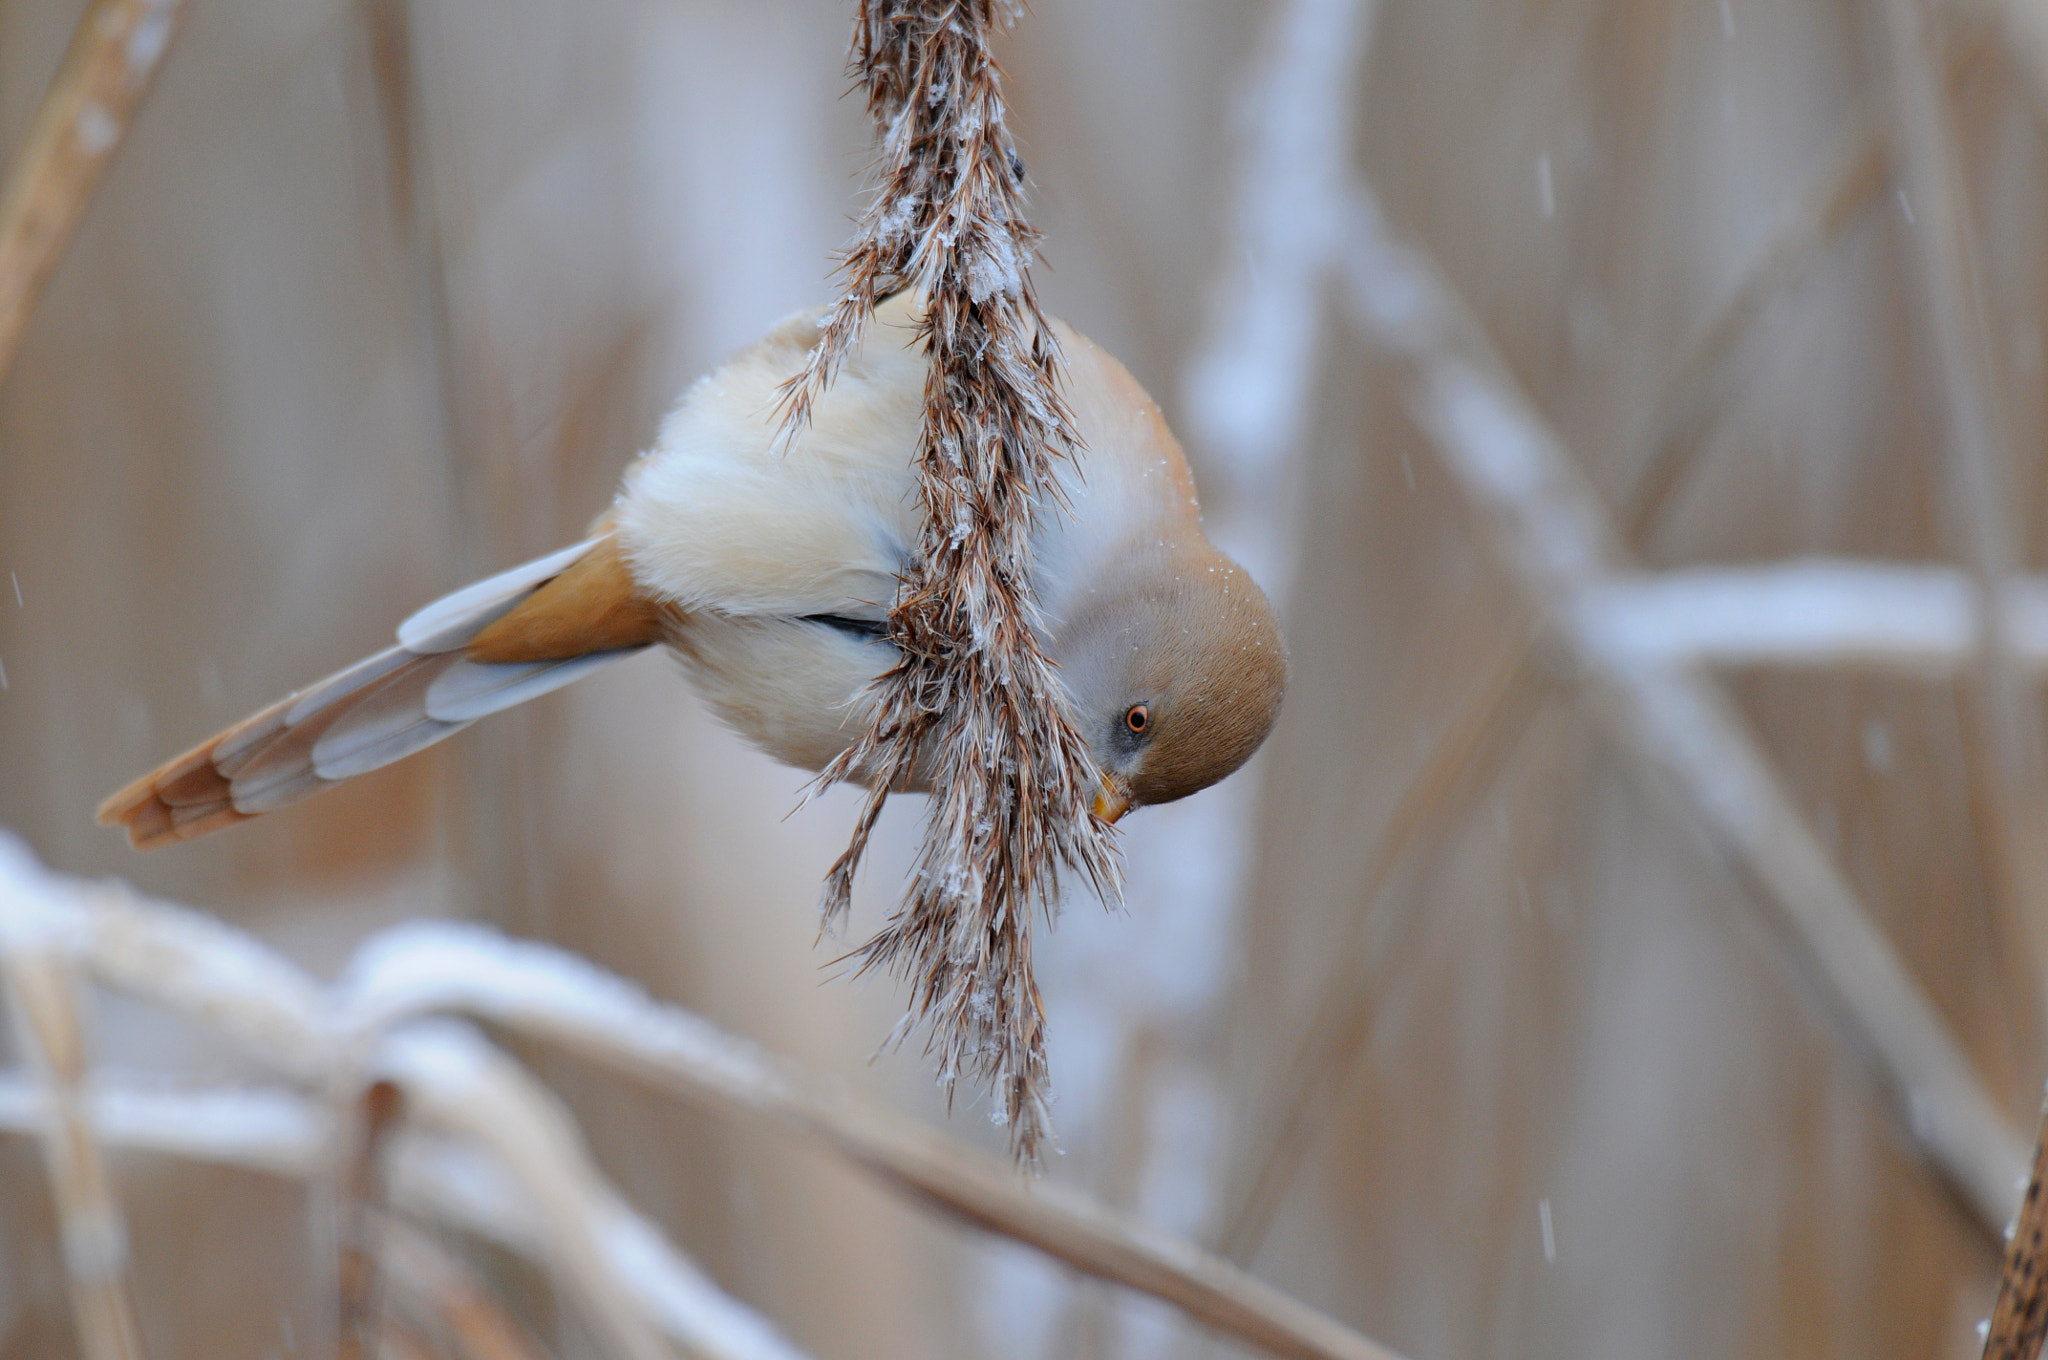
[780,0,1121,1166]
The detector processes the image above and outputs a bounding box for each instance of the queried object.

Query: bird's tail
[97,533,668,849]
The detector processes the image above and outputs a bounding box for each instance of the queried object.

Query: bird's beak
[1092,775,1132,824]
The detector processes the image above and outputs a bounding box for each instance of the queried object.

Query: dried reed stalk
[782,0,1119,1165]
[1215,642,1546,1262]
[335,1080,406,1360]
[1973,0,2048,114]
[1183,0,1376,485]
[1337,182,2031,1234]
[380,1221,554,1360]
[1628,17,2009,540]
[0,850,145,1360]
[372,1023,677,1360]
[1983,1088,2048,1360]
[332,925,1406,1360]
[1199,0,2018,1272]
[1868,0,2048,1043]
[1621,118,1890,541]
[0,1069,789,1360]
[26,852,1403,1360]
[0,0,189,385]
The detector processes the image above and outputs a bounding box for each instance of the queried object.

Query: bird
[96,293,1288,849]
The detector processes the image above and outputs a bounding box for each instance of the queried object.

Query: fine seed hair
[777,0,1121,1165]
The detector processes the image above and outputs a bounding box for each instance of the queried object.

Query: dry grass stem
[1622,122,1888,541]
[1337,184,2030,1234]
[0,851,808,1360]
[0,1069,769,1360]
[1868,0,2048,1041]
[780,0,1120,1165]
[1982,1087,2048,1360]
[1215,645,1547,1262]
[0,0,189,386]
[0,850,145,1360]
[371,1024,680,1360]
[1972,0,2048,114]
[337,1080,407,1360]
[332,925,1408,1360]
[0,840,1405,1360]
[380,1222,555,1360]
[1622,24,2003,540]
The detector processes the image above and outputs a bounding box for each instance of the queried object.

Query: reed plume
[780,0,1121,1165]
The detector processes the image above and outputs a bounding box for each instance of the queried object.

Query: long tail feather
[98,537,659,849]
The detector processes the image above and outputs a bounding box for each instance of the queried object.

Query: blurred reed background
[1,0,2044,1355]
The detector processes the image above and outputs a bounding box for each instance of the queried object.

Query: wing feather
[424,651,638,724]
[397,540,602,652]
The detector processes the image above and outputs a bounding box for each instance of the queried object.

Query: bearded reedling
[98,294,1286,849]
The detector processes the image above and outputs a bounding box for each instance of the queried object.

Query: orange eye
[1124,704,1150,735]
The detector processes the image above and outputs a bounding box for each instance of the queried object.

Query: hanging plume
[781,0,1121,1165]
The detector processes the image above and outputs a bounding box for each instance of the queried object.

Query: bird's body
[99,295,1286,848]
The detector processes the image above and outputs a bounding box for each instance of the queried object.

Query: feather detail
[397,540,602,653]
[424,651,640,723]
[465,534,668,663]
[97,537,655,849]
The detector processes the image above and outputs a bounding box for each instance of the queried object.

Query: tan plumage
[467,533,668,664]
[97,295,1286,849]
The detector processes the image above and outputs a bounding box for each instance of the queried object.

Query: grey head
[1050,540,1287,821]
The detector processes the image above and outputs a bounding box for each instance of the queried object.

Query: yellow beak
[1092,776,1132,824]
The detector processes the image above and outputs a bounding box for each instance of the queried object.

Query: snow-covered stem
[782,0,1120,1166]
[0,1070,795,1360]
[330,923,1404,1360]
[0,841,804,1360]
[1336,184,2031,1236]
[0,848,145,1360]
[0,0,190,384]
[1571,562,2048,672]
[1183,0,1373,500]
[0,838,1403,1360]
[0,1073,323,1170]
[1187,0,1386,1276]
[372,1023,677,1360]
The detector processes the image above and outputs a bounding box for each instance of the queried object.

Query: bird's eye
[1124,704,1150,735]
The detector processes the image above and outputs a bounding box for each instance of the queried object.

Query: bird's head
[1051,543,1287,823]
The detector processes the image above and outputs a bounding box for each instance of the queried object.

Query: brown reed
[779,0,1120,1166]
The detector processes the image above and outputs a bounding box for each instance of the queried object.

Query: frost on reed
[781,0,1120,1165]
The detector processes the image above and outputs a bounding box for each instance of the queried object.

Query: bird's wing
[615,303,924,621]
[619,301,1207,633]
[97,535,663,849]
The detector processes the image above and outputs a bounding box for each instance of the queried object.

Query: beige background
[0,0,2036,1355]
